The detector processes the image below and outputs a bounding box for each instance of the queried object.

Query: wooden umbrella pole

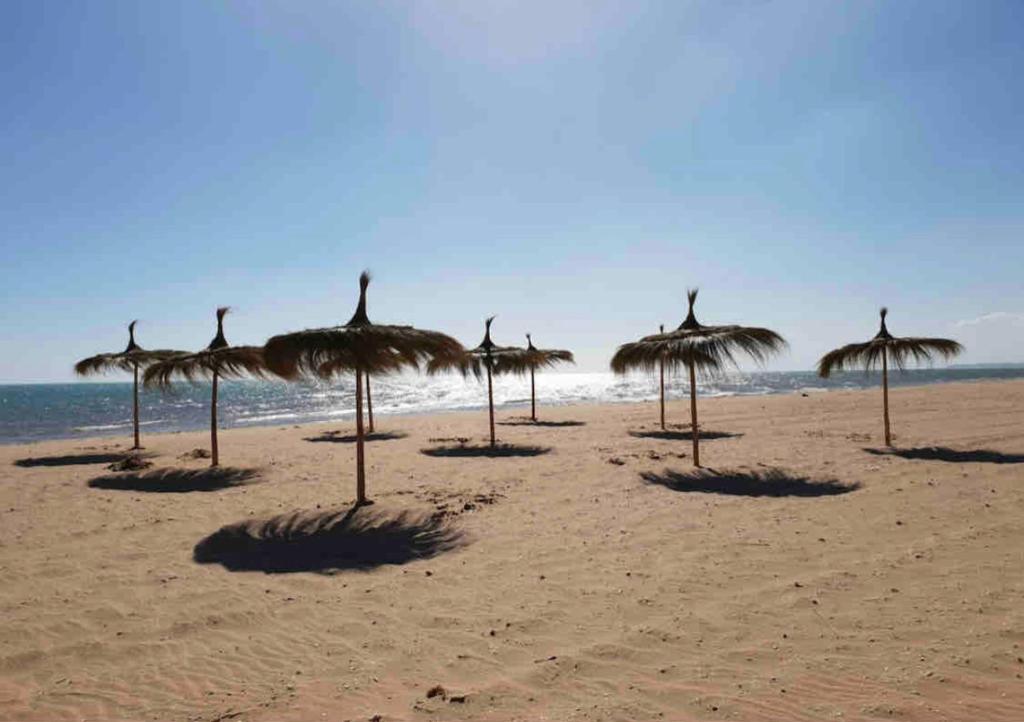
[487,362,496,447]
[659,357,665,430]
[530,367,536,422]
[882,346,892,447]
[355,367,367,504]
[210,370,219,467]
[132,361,141,449]
[365,374,374,433]
[688,361,700,467]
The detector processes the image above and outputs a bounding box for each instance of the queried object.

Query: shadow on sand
[193,505,466,574]
[88,467,261,493]
[629,430,742,441]
[863,447,1024,465]
[420,444,552,458]
[640,468,859,498]
[15,452,140,468]
[304,430,409,444]
[497,420,586,428]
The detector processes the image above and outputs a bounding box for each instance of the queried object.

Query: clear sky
[2,0,1022,382]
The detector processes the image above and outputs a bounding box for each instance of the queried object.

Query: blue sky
[2,0,1022,382]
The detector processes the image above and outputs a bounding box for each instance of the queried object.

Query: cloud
[954,312,1024,328]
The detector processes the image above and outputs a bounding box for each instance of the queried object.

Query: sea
[2,367,1023,445]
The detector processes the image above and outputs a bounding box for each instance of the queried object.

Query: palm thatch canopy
[817,308,963,377]
[522,333,575,371]
[75,321,181,376]
[264,272,464,380]
[144,308,267,389]
[428,317,531,379]
[611,290,785,375]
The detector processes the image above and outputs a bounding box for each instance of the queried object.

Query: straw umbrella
[817,308,963,446]
[429,317,529,447]
[611,290,786,467]
[264,272,464,505]
[74,321,181,449]
[144,308,266,467]
[522,334,574,422]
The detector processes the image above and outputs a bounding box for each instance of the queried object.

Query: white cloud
[954,312,1024,328]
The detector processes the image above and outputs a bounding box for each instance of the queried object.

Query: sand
[2,379,1024,722]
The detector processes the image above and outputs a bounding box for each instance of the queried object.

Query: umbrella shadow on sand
[629,430,742,441]
[304,430,408,444]
[193,505,466,574]
[15,452,144,468]
[88,467,261,493]
[497,419,586,428]
[641,468,859,498]
[420,444,551,458]
[863,447,1024,465]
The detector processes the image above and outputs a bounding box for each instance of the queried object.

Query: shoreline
[4,373,1024,448]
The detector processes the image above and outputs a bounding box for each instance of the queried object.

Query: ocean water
[2,367,1023,445]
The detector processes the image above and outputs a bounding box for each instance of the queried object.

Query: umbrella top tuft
[478,316,497,351]
[346,270,373,327]
[125,320,140,353]
[680,289,700,330]
[875,307,892,339]
[209,307,231,350]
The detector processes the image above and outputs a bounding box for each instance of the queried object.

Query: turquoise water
[2,368,1023,445]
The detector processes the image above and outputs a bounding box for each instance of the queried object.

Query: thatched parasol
[263,272,464,505]
[144,308,266,467]
[817,308,963,446]
[611,289,786,466]
[429,317,530,446]
[521,334,574,421]
[74,321,182,449]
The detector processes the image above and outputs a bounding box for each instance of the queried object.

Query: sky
[2,0,1023,382]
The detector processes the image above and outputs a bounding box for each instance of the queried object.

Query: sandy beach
[2,379,1023,722]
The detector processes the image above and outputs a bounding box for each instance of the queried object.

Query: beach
[2,378,1023,722]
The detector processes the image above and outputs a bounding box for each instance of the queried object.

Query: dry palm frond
[75,321,181,375]
[144,309,268,389]
[611,289,786,375]
[145,346,267,389]
[519,333,575,373]
[817,308,963,377]
[428,317,531,380]
[264,272,465,380]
